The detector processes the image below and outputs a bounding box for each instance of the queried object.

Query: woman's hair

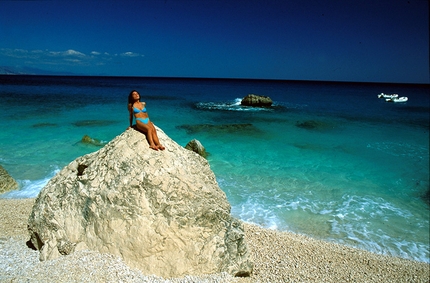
[128,90,139,105]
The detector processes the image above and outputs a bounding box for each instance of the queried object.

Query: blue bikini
[136,117,149,124]
[133,106,147,114]
[133,107,149,124]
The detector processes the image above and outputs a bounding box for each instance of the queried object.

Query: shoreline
[1,198,428,282]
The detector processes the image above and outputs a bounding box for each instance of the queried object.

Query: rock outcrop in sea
[81,134,106,147]
[27,127,253,278]
[241,94,273,107]
[0,165,18,194]
[185,139,207,158]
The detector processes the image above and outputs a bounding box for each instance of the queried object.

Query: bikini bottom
[136,117,149,125]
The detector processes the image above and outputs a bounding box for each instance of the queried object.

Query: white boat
[378,93,398,99]
[385,96,408,103]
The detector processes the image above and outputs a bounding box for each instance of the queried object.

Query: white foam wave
[327,195,429,262]
[232,200,281,230]
[1,169,59,199]
[219,175,429,263]
[367,142,428,159]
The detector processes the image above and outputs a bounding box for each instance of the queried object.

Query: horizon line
[1,73,429,86]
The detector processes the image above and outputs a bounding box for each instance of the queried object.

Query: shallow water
[1,75,429,262]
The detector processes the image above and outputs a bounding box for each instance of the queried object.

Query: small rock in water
[241,94,273,107]
[81,135,106,146]
[185,139,207,158]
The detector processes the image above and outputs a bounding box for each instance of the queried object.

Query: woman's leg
[136,122,158,150]
[150,123,165,150]
[147,126,159,150]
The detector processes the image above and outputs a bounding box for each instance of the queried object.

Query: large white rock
[28,127,253,278]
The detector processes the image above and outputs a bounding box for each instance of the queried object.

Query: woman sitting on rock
[128,90,165,150]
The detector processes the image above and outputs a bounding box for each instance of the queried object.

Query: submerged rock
[32,123,57,128]
[73,120,118,127]
[177,123,256,134]
[28,127,253,278]
[421,187,430,206]
[0,165,18,194]
[241,94,273,107]
[296,120,334,131]
[185,139,207,158]
[81,135,106,147]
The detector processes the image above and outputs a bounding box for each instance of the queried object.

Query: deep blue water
[1,75,429,262]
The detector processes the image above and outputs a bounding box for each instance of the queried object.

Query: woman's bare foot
[149,145,159,151]
[158,144,165,150]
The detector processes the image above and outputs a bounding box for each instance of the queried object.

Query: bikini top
[133,106,147,114]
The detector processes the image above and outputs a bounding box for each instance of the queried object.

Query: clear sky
[0,0,428,83]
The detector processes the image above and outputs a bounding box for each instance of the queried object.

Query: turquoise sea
[1,75,429,263]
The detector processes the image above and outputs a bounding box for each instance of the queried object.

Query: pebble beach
[1,198,428,282]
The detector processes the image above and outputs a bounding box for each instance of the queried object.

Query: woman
[128,90,165,150]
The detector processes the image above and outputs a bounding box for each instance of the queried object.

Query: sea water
[1,75,429,262]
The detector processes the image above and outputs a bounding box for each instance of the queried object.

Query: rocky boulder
[185,139,207,158]
[241,94,273,107]
[81,134,106,147]
[0,165,18,194]
[28,127,253,278]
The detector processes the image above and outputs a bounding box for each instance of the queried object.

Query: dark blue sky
[1,0,428,83]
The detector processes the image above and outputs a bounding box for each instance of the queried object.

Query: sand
[1,198,428,282]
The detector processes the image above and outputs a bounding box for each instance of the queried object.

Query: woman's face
[132,91,140,101]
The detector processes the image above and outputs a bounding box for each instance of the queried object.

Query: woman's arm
[128,104,134,127]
